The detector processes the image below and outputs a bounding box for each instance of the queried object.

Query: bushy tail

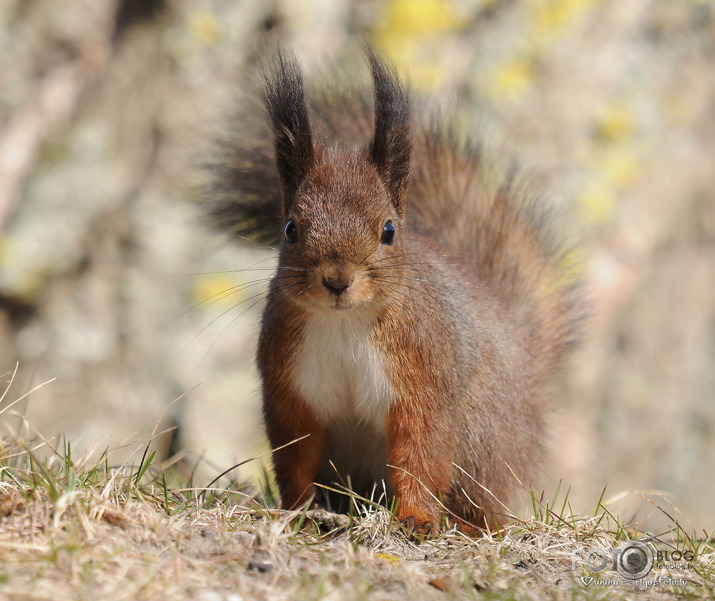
[199,79,284,246]
[409,126,584,374]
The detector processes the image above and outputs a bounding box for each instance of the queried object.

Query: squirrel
[204,48,583,533]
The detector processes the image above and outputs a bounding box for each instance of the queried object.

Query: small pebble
[200,527,219,539]
[247,561,273,573]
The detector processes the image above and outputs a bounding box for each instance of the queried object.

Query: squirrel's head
[264,49,411,313]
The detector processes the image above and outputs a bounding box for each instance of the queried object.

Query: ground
[0,431,711,601]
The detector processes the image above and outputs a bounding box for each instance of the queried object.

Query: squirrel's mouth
[319,290,360,312]
[288,281,366,313]
[298,293,361,313]
[298,266,373,312]
[330,299,356,311]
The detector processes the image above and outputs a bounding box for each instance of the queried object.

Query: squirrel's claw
[400,513,437,538]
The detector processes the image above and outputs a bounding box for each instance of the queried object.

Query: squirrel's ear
[263,48,315,214]
[367,50,412,216]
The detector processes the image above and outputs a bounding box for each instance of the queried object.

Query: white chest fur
[294,311,395,429]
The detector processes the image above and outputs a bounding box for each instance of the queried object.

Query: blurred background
[1,0,714,532]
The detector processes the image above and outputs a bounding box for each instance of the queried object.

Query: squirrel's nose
[322,275,353,296]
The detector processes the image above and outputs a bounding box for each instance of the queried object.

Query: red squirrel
[206,48,583,533]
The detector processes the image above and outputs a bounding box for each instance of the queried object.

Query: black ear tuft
[367,50,412,216]
[262,48,315,214]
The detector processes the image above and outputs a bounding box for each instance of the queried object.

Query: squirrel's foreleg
[264,388,327,510]
[386,396,455,534]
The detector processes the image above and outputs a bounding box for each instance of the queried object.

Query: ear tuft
[262,48,314,213]
[367,50,412,215]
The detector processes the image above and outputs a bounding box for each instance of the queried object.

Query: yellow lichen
[187,11,222,46]
[528,0,596,40]
[487,57,534,101]
[595,104,637,143]
[191,274,245,311]
[377,553,402,565]
[382,0,468,36]
[599,147,641,188]
[578,179,617,226]
[373,0,472,89]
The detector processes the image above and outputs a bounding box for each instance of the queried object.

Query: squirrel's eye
[380,220,395,246]
[284,220,298,244]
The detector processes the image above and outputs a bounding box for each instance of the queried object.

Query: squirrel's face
[277,154,404,313]
[263,50,411,313]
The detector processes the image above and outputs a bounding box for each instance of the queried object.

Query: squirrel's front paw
[398,508,438,537]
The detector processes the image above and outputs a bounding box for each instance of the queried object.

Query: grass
[1,375,713,600]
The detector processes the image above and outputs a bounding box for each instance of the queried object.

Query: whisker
[383,282,441,304]
[196,280,309,367]
[157,254,281,278]
[175,270,305,325]
[371,276,468,317]
[374,274,429,283]
[377,279,442,305]
[144,280,273,345]
[227,234,281,253]
[366,256,520,271]
[178,282,300,356]
[157,274,298,335]
[167,266,306,276]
